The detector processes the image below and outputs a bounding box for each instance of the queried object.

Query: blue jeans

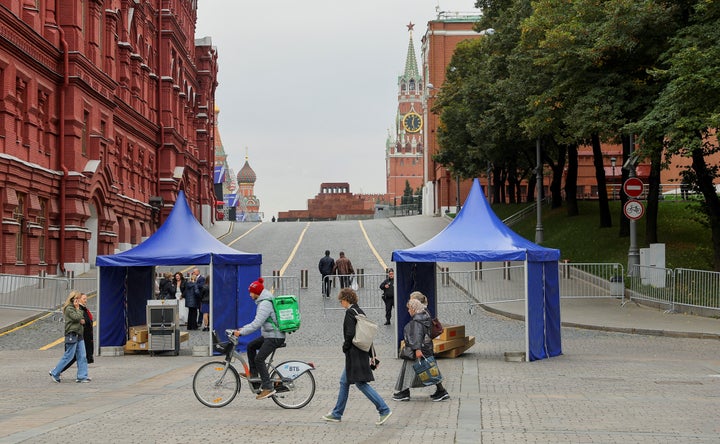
[331,369,390,419]
[51,337,88,380]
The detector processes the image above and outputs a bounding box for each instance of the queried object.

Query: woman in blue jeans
[322,287,392,426]
[49,290,90,383]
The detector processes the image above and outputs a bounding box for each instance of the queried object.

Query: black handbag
[65,332,79,344]
[399,345,415,360]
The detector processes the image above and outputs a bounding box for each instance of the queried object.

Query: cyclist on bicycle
[232,278,286,400]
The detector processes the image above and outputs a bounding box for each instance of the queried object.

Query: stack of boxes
[124,325,149,353]
[432,325,475,358]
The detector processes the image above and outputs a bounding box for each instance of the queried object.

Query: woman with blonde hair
[49,290,91,383]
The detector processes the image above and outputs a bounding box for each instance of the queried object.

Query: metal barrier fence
[627,265,720,313]
[559,263,626,302]
[262,274,300,298]
[322,272,391,312]
[674,268,720,310]
[627,264,676,312]
[0,272,96,313]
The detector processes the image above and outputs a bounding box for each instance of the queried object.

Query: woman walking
[322,288,392,425]
[393,297,449,401]
[49,290,91,383]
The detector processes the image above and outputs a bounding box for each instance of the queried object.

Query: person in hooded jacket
[233,278,285,400]
[322,287,392,426]
[392,297,449,402]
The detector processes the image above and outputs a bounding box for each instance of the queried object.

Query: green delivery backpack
[266,295,301,333]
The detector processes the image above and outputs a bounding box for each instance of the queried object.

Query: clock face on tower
[402,112,422,133]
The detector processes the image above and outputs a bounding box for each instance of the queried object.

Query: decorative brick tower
[386,23,424,205]
[235,151,261,222]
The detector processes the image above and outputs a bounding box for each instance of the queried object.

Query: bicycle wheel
[270,368,315,409]
[193,361,240,408]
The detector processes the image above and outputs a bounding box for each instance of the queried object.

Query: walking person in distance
[332,251,355,289]
[322,287,392,425]
[318,250,335,298]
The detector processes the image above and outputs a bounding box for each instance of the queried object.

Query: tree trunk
[548,144,565,209]
[645,142,662,244]
[691,147,720,271]
[591,133,612,227]
[564,143,579,216]
[618,134,631,237]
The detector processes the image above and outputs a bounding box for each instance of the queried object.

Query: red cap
[249,277,264,295]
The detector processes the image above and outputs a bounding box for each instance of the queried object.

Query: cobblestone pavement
[1,219,719,443]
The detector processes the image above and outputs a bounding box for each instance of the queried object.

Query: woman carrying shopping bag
[392,297,449,402]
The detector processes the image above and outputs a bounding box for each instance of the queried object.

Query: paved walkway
[1,216,719,443]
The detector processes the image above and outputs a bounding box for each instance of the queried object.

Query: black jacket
[379,277,394,300]
[342,304,374,383]
[319,255,335,276]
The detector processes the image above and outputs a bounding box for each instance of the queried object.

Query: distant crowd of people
[157,268,210,331]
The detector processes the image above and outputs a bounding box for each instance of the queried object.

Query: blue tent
[392,179,562,361]
[96,190,262,352]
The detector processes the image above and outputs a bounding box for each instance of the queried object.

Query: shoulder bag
[65,332,79,344]
[351,308,377,352]
[426,310,444,339]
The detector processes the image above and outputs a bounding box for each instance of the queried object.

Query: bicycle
[192,330,316,409]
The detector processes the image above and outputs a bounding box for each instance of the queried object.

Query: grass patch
[490,200,713,271]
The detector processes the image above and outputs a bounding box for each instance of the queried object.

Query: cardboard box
[438,324,465,341]
[129,325,148,343]
[432,336,468,353]
[179,331,190,343]
[123,339,148,352]
[437,336,475,358]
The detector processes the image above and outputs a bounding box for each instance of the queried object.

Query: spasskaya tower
[386,23,424,204]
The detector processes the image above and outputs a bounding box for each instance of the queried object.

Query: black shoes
[430,389,450,401]
[384,321,391,325]
[392,390,410,401]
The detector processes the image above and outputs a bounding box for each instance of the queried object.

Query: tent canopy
[96,191,262,350]
[392,179,562,361]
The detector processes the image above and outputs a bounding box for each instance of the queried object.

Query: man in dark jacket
[332,251,354,289]
[318,250,335,298]
[379,268,394,325]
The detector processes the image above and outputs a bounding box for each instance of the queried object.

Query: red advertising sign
[623,178,644,198]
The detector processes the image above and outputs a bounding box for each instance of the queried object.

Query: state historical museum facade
[0,1,218,275]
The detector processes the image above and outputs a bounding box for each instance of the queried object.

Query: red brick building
[386,23,424,203]
[421,12,482,215]
[277,183,375,222]
[0,0,218,275]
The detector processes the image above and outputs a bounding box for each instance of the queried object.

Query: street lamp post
[535,136,544,244]
[610,157,617,200]
[456,175,461,213]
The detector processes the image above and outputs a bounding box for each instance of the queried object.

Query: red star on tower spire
[407,22,414,32]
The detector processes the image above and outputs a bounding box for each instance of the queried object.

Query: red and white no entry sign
[623,177,644,198]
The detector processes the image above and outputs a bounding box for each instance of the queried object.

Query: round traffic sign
[623,177,644,198]
[623,199,645,220]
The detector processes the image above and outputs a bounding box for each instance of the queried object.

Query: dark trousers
[247,336,285,390]
[383,298,394,323]
[339,275,351,289]
[321,275,332,297]
[187,307,198,330]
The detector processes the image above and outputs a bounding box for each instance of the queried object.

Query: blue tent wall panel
[99,266,129,347]
[395,262,436,347]
[543,261,562,358]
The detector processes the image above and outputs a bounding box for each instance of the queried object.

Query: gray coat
[238,289,285,339]
[403,310,434,357]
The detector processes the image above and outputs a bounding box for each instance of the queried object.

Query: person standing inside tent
[318,250,335,298]
[184,271,199,330]
[332,251,355,289]
[192,268,205,328]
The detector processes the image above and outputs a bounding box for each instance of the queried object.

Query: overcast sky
[195,1,480,220]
